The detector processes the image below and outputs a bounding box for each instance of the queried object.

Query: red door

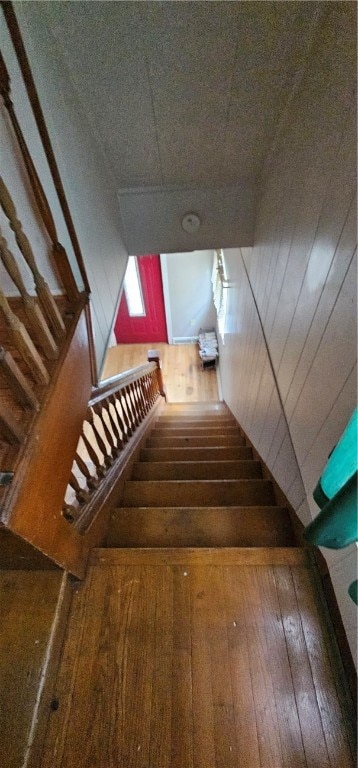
[114,254,168,343]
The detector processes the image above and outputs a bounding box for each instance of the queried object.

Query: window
[212,249,228,342]
[123,256,145,317]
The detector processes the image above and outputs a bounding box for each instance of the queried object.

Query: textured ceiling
[31,2,320,252]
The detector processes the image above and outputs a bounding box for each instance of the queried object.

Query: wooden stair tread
[151,426,241,436]
[132,459,262,480]
[107,505,295,547]
[140,446,253,461]
[146,435,245,447]
[122,478,275,506]
[156,417,236,426]
[91,547,310,565]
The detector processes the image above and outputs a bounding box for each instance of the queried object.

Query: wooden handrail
[0,48,80,303]
[90,362,156,405]
[63,358,165,529]
[1,3,90,296]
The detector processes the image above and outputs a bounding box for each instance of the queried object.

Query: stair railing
[0,41,88,450]
[0,170,73,448]
[62,361,163,530]
[0,48,82,302]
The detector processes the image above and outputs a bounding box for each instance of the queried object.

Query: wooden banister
[0,345,39,411]
[1,4,90,297]
[0,226,58,359]
[0,176,66,339]
[0,48,80,303]
[92,362,157,404]
[63,358,165,530]
[147,349,166,399]
[0,288,49,385]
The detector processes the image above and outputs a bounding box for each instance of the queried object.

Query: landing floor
[101,343,219,402]
[40,549,356,768]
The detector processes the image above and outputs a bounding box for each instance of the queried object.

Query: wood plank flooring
[39,403,356,767]
[0,570,67,768]
[39,551,356,768]
[101,343,219,402]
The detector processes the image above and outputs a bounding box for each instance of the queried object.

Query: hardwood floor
[101,343,219,402]
[38,404,356,768]
[40,551,356,768]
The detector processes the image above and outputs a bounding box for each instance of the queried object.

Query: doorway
[114,254,168,344]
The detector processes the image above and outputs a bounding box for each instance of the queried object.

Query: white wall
[13,5,129,377]
[219,5,357,662]
[161,250,216,342]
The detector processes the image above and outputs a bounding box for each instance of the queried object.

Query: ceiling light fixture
[181,213,201,234]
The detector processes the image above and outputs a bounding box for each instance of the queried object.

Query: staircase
[107,401,296,549]
[36,402,356,768]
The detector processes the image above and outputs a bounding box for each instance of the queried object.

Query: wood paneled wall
[218,4,357,663]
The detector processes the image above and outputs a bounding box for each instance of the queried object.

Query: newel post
[147,349,166,399]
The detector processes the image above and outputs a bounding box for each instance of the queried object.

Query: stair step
[122,479,275,507]
[107,506,295,547]
[140,446,253,462]
[91,547,310,566]
[164,402,227,411]
[151,426,241,438]
[156,418,236,427]
[132,460,262,481]
[146,435,245,447]
[163,407,229,416]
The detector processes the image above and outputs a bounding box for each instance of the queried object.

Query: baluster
[147,351,165,398]
[119,391,133,438]
[0,177,66,339]
[68,471,91,504]
[129,381,141,426]
[62,504,80,524]
[0,52,81,302]
[104,397,124,449]
[130,383,141,426]
[149,371,157,404]
[0,288,49,384]
[74,452,98,490]
[144,373,151,406]
[81,427,106,479]
[93,401,119,458]
[137,377,147,415]
[124,384,137,430]
[0,401,25,444]
[110,393,129,442]
[136,379,146,419]
[144,375,152,408]
[86,408,112,468]
[0,346,39,410]
[0,226,58,359]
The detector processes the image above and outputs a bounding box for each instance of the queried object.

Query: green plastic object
[313,407,358,508]
[348,579,358,606]
[305,472,358,548]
